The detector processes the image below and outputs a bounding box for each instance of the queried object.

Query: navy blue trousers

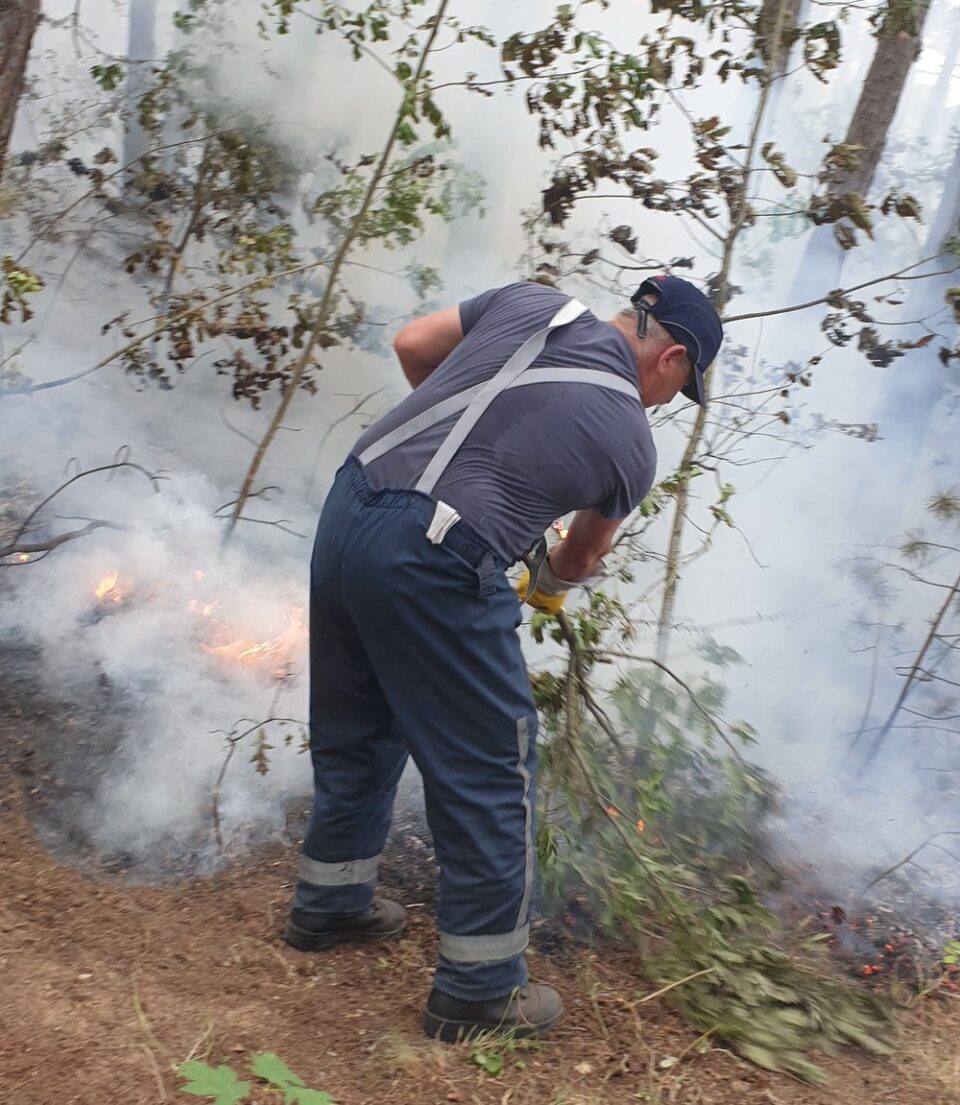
[294,457,538,1001]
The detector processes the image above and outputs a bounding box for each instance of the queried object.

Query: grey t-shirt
[352,281,657,563]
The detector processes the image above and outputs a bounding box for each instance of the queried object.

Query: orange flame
[17,554,30,563]
[636,818,645,834]
[93,571,126,603]
[187,598,221,617]
[201,606,307,678]
[606,805,620,819]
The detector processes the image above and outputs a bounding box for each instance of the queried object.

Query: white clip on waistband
[425,500,461,545]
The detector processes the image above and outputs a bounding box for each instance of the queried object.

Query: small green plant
[468,1027,533,1077]
[943,939,960,966]
[470,1044,503,1076]
[179,1052,334,1104]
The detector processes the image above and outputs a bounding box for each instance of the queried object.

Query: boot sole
[422,1007,563,1044]
[283,917,407,952]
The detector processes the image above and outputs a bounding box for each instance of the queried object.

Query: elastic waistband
[342,455,506,572]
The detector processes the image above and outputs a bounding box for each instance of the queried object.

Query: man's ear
[659,342,688,371]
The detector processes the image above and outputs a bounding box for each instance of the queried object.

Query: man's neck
[607,313,643,369]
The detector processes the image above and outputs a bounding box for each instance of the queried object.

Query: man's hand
[393,306,463,388]
[515,562,569,615]
[548,508,620,582]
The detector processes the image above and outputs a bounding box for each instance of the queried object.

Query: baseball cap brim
[681,368,705,406]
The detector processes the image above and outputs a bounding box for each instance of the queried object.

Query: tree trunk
[796,0,933,287]
[832,0,932,202]
[754,0,803,75]
[0,0,41,177]
[922,10,960,120]
[123,0,155,171]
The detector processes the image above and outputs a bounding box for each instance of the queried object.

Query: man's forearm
[547,540,608,584]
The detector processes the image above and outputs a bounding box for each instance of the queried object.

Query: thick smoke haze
[2,0,959,896]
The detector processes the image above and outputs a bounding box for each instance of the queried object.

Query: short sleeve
[459,287,503,335]
[596,442,657,520]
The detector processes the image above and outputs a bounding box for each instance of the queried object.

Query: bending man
[284,275,723,1041]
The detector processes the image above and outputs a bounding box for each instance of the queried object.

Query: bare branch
[4,459,161,553]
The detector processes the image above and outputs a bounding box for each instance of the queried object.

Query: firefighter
[284,276,723,1041]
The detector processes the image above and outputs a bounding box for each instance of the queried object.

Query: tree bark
[754,0,803,76]
[832,0,932,200]
[0,0,41,177]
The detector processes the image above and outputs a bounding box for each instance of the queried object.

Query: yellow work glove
[515,565,568,616]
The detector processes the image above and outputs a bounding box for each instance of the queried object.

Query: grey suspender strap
[357,299,643,480]
[414,298,588,495]
[357,366,641,470]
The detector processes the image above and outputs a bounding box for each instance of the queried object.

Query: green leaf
[178,1061,251,1105]
[249,1053,334,1104]
[289,1091,336,1105]
[471,1049,503,1075]
[250,1052,305,1090]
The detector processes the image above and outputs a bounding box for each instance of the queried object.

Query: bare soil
[1,657,959,1104]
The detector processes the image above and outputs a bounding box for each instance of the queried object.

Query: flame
[636,818,645,833]
[17,554,30,563]
[202,605,307,678]
[88,565,305,680]
[93,571,126,603]
[187,598,221,617]
[606,805,620,819]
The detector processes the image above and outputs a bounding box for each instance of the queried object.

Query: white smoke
[2,0,958,902]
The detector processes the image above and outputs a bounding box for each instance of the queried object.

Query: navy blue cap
[631,275,723,406]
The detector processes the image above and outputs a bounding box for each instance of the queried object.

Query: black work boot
[423,983,563,1043]
[283,898,407,951]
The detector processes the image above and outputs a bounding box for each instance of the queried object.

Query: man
[283,276,723,1042]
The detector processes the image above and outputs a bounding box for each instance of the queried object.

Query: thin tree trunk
[754,0,803,75]
[857,566,960,770]
[922,8,960,120]
[922,131,960,258]
[225,0,452,537]
[0,0,41,177]
[798,0,933,290]
[123,0,155,171]
[835,0,932,200]
[656,78,776,660]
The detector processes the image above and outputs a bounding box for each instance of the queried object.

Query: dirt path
[1,779,958,1105]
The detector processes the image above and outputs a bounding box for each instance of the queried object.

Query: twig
[210,711,302,849]
[862,831,960,892]
[592,649,747,763]
[857,566,960,769]
[0,258,332,397]
[0,520,119,562]
[722,257,957,325]
[1,459,160,566]
[637,968,716,1005]
[554,610,632,774]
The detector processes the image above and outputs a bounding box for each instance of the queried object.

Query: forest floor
[2,646,960,1104]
